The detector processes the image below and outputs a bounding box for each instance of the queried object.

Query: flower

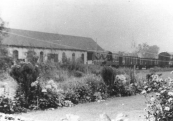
[147,88,151,92]
[160,90,166,94]
[168,91,173,96]
[168,98,173,102]
[150,97,155,102]
[45,84,52,89]
[31,81,38,87]
[41,88,47,93]
[164,107,170,111]
[31,82,36,87]
[141,90,147,95]
[144,86,148,89]
[170,71,173,74]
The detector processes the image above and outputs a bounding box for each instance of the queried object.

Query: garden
[0,54,173,121]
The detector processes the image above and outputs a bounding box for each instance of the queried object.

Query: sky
[0,0,173,53]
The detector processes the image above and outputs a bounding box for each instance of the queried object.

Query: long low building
[2,28,103,64]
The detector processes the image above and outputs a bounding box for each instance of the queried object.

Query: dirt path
[16,95,146,121]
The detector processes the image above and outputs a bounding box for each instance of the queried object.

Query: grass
[16,95,146,121]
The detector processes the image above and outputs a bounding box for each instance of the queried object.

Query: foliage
[60,75,107,104]
[150,67,173,73]
[88,64,102,75]
[0,18,9,41]
[72,70,84,78]
[60,59,86,73]
[61,52,68,64]
[101,66,115,87]
[0,18,12,72]
[133,43,159,58]
[142,73,173,121]
[0,60,143,114]
[26,49,39,65]
[9,62,39,107]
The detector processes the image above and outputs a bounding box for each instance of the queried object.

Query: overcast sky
[1,0,173,53]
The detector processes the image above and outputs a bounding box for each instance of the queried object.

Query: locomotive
[92,51,172,69]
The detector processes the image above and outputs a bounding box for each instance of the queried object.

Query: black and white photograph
[0,0,173,120]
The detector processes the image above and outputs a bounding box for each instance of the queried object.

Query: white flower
[45,84,52,89]
[144,86,148,89]
[31,82,36,87]
[160,90,166,94]
[141,90,147,95]
[170,71,173,74]
[150,97,155,102]
[48,79,54,84]
[164,107,170,111]
[41,89,47,93]
[168,98,173,102]
[155,92,160,96]
[168,92,173,96]
[147,88,151,91]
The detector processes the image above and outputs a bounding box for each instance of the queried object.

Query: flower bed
[142,73,173,121]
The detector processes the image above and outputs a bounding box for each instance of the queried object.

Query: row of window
[12,50,85,63]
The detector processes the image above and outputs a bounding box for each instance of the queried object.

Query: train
[91,51,173,69]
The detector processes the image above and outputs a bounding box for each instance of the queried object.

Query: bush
[60,75,107,104]
[60,59,87,73]
[101,66,115,87]
[150,66,173,73]
[72,71,84,78]
[88,64,102,75]
[142,72,173,120]
[9,62,39,107]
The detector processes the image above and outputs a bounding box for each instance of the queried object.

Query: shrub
[101,66,115,87]
[60,75,107,104]
[9,62,39,107]
[26,49,39,65]
[72,71,84,78]
[142,72,173,120]
[150,66,173,73]
[60,59,87,73]
[88,64,102,75]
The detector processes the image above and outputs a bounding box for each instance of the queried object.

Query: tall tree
[133,43,159,58]
[0,18,9,56]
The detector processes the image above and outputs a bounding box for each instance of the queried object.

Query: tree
[0,18,12,70]
[133,43,159,58]
[26,49,39,65]
[0,18,9,56]
[0,18,9,42]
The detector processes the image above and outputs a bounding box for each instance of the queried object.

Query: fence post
[133,64,136,83]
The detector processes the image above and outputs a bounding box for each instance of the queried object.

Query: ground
[8,70,173,121]
[16,95,146,121]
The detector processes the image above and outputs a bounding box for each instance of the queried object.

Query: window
[13,50,18,60]
[40,51,44,62]
[47,53,58,63]
[62,52,67,63]
[87,52,93,60]
[81,54,84,63]
[72,53,75,62]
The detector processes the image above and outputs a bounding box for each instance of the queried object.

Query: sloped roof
[2,28,103,51]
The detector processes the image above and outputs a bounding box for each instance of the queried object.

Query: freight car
[92,51,172,69]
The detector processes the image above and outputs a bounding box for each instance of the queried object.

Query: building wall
[7,47,87,64]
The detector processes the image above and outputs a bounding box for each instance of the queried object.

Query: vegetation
[132,42,159,58]
[142,73,173,121]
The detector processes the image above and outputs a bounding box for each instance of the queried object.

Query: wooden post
[86,61,88,74]
[133,64,136,83]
